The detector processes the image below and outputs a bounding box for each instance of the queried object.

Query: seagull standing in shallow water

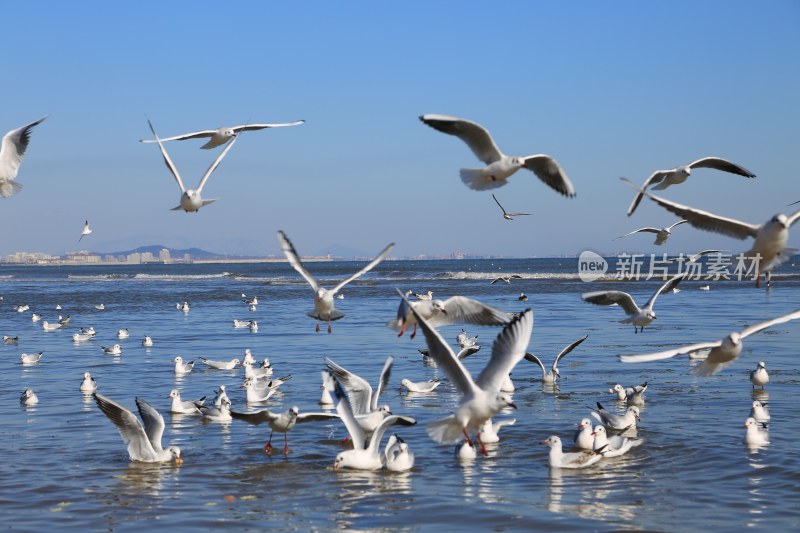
[277,230,394,333]
[750,361,769,389]
[145,119,239,212]
[419,114,576,197]
[231,406,339,453]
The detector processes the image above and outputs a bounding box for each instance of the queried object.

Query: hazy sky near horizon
[2,1,798,259]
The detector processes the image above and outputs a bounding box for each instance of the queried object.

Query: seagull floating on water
[608,382,648,406]
[20,388,39,406]
[146,119,239,212]
[419,114,576,197]
[167,389,204,414]
[749,400,770,423]
[742,417,769,447]
[582,273,684,333]
[102,344,122,356]
[117,329,129,339]
[142,336,153,347]
[540,435,604,469]
[277,230,394,333]
[325,356,394,434]
[625,157,755,216]
[173,356,194,374]
[750,361,769,389]
[0,117,47,198]
[93,393,183,463]
[592,402,640,432]
[573,418,594,450]
[80,372,97,392]
[20,352,43,365]
[619,309,800,376]
[384,434,415,471]
[140,120,304,149]
[592,425,642,457]
[199,357,241,370]
[478,418,516,444]
[400,378,441,393]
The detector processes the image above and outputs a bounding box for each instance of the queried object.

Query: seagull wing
[296,411,341,423]
[366,415,417,455]
[140,129,217,142]
[277,230,319,292]
[523,352,547,379]
[456,345,481,360]
[230,408,279,425]
[619,340,722,363]
[0,116,47,181]
[196,132,239,192]
[582,291,639,315]
[402,290,477,395]
[492,193,508,215]
[324,357,373,415]
[331,242,395,295]
[521,155,576,197]
[371,356,394,412]
[687,157,756,177]
[93,393,157,461]
[786,209,800,227]
[147,119,185,193]
[325,371,366,449]
[666,219,689,231]
[553,334,589,371]
[740,309,800,339]
[620,178,759,239]
[475,309,534,391]
[614,227,661,240]
[232,120,305,132]
[644,273,685,309]
[434,296,514,327]
[136,398,166,452]
[419,114,503,164]
[625,170,671,216]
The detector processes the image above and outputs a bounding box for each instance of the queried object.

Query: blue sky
[2,1,798,258]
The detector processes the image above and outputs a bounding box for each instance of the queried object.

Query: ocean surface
[2,258,799,531]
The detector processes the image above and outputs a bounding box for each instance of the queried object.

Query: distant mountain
[94,245,260,260]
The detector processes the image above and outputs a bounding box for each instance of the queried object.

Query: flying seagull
[614,220,687,245]
[419,114,575,197]
[277,230,394,332]
[140,120,304,149]
[582,273,685,333]
[79,220,92,242]
[492,194,531,220]
[0,117,47,198]
[626,157,755,216]
[621,177,800,287]
[146,119,239,212]
[620,309,800,376]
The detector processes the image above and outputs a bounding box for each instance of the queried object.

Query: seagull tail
[460,168,504,191]
[0,180,23,198]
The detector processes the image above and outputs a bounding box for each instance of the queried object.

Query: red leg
[327,322,332,334]
[264,431,274,453]
[283,433,290,453]
[462,427,474,448]
[477,433,488,456]
[410,324,417,339]
[315,322,320,332]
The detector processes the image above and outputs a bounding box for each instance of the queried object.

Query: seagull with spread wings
[277,230,394,332]
[419,114,575,197]
[626,157,755,216]
[492,194,531,220]
[140,120,304,149]
[0,117,47,198]
[622,177,800,287]
[524,334,589,383]
[146,119,239,212]
[231,406,339,453]
[93,393,183,464]
[614,219,687,245]
[582,273,685,333]
[620,309,800,376]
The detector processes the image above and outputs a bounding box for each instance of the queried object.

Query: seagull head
[770,213,788,229]
[288,406,299,419]
[540,435,560,447]
[378,405,393,415]
[647,311,656,321]
[223,128,235,138]
[495,393,517,410]
[168,447,183,464]
[167,389,179,399]
[627,406,641,420]
[725,332,742,348]
[432,300,447,315]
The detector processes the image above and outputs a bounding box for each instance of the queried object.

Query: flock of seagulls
[3,110,797,483]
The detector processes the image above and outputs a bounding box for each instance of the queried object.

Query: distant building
[159,248,170,262]
[4,252,58,263]
[65,251,101,263]
[183,253,191,263]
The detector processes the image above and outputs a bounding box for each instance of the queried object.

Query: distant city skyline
[0,2,797,259]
